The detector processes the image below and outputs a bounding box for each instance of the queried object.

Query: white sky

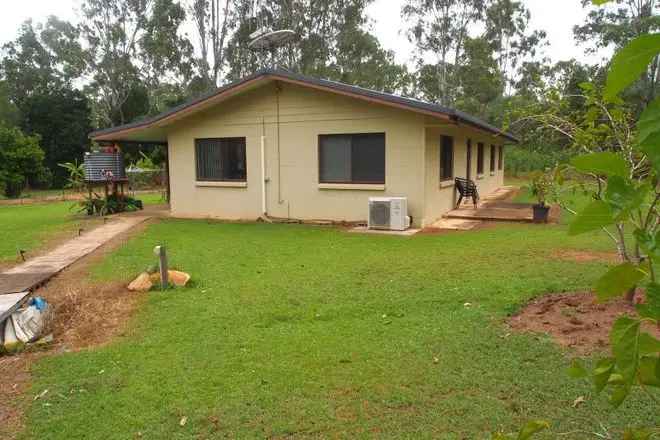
[0,0,611,67]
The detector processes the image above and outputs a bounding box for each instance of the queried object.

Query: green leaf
[639,356,660,387]
[638,332,660,355]
[604,177,648,218]
[568,201,615,235]
[636,97,660,145]
[640,139,660,177]
[637,283,660,321]
[517,420,550,440]
[605,34,660,100]
[568,359,588,378]
[593,357,615,393]
[609,385,630,408]
[595,263,645,301]
[592,0,614,4]
[610,317,641,385]
[624,428,653,440]
[571,152,629,178]
[634,230,660,263]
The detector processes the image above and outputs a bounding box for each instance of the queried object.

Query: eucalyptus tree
[189,0,233,91]
[222,0,408,93]
[403,0,486,106]
[575,0,660,106]
[80,0,193,126]
[483,0,546,94]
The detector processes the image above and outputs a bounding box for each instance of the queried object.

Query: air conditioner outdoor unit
[368,197,411,231]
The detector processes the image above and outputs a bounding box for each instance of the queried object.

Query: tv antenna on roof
[248,0,295,68]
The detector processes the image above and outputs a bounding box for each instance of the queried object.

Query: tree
[190,0,232,91]
[574,0,660,106]
[403,0,486,106]
[223,0,409,93]
[0,125,47,198]
[1,18,92,188]
[483,0,546,94]
[20,88,92,187]
[454,37,504,118]
[1,18,84,111]
[0,81,19,127]
[80,0,193,126]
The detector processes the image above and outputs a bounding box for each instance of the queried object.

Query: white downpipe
[260,135,267,215]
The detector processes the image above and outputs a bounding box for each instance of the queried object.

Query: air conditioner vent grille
[369,201,391,227]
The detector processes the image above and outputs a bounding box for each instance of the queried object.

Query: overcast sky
[0,0,611,67]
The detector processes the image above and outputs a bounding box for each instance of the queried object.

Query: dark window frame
[318,133,386,185]
[498,145,503,170]
[194,137,248,182]
[490,144,496,172]
[440,135,454,181]
[477,142,485,175]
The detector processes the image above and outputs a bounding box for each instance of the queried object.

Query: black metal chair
[454,177,479,208]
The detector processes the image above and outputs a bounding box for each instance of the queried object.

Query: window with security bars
[319,133,385,184]
[195,137,247,182]
[440,135,454,181]
[490,144,496,172]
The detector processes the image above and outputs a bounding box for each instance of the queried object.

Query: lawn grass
[22,219,657,439]
[0,202,82,263]
[0,192,165,264]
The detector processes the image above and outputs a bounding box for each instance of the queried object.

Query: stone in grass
[149,270,191,288]
[127,272,153,292]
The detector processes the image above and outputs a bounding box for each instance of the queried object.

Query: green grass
[0,202,83,263]
[21,219,657,439]
[0,191,165,264]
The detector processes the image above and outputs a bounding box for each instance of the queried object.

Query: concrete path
[0,215,150,295]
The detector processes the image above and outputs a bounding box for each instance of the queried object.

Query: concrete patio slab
[430,218,482,230]
[348,226,421,236]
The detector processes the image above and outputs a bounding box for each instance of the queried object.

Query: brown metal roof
[89,68,519,143]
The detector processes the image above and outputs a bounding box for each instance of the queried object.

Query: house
[90,69,518,228]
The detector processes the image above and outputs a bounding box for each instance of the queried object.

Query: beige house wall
[423,125,505,226]
[166,81,505,228]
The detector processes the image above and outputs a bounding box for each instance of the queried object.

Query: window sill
[196,181,247,188]
[318,183,385,191]
[477,174,485,180]
[439,180,454,188]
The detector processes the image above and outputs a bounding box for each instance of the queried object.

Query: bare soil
[0,219,153,439]
[508,291,660,355]
[551,249,619,264]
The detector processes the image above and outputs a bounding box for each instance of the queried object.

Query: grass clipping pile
[508,291,660,355]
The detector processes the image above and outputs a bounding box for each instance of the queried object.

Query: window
[440,135,454,181]
[498,145,503,170]
[195,138,247,182]
[490,144,496,173]
[319,133,385,184]
[477,142,484,175]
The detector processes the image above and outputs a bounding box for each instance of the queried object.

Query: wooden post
[154,246,168,290]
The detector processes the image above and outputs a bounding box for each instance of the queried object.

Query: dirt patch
[508,291,660,355]
[551,249,619,264]
[0,218,153,438]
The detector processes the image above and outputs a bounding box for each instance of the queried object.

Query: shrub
[0,125,47,198]
[504,146,570,177]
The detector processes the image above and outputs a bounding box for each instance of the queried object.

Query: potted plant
[527,171,552,223]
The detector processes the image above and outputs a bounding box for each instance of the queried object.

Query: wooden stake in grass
[154,245,168,290]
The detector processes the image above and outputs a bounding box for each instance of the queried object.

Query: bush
[504,146,570,177]
[0,125,47,198]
